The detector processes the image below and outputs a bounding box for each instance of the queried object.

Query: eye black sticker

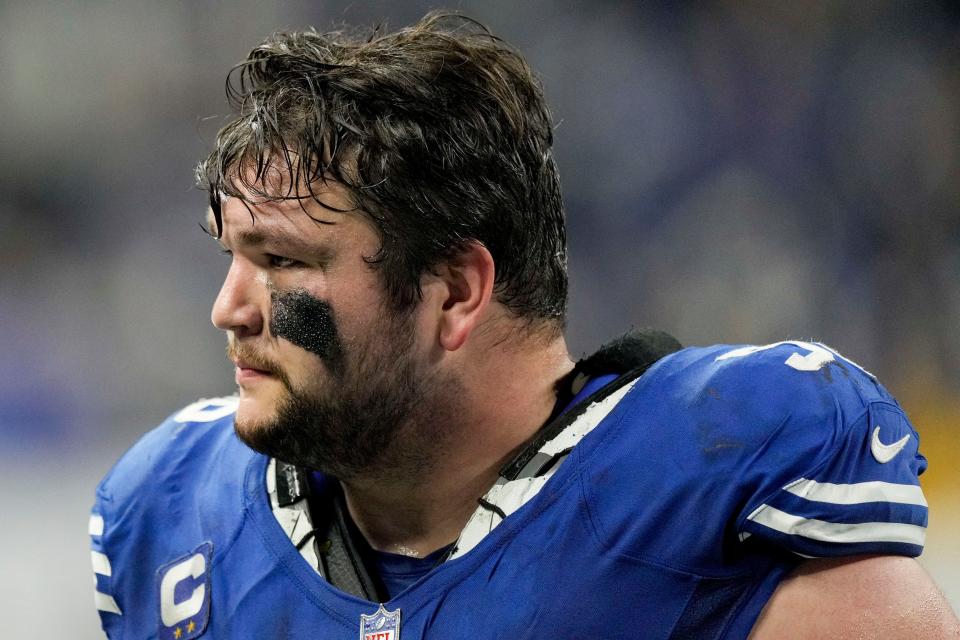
[270,289,344,374]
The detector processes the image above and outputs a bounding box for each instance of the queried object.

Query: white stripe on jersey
[89,513,105,536]
[784,478,927,507]
[748,504,926,547]
[91,551,112,576]
[94,591,122,615]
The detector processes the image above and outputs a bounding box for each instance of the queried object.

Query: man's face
[210,181,450,479]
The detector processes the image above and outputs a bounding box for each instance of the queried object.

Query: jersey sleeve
[729,343,929,559]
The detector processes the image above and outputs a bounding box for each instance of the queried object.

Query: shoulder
[634,341,913,472]
[90,397,261,633]
[613,340,898,479]
[645,340,890,431]
[95,396,247,505]
[580,341,927,573]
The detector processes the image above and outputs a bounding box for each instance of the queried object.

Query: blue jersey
[90,342,928,639]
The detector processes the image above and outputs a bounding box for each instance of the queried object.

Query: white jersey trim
[746,504,926,547]
[784,478,927,507]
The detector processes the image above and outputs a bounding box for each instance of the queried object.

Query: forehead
[213,151,356,226]
[211,177,368,245]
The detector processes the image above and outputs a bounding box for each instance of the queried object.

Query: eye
[267,254,299,269]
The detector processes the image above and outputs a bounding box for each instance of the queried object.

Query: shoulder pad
[579,341,927,574]
[577,328,682,376]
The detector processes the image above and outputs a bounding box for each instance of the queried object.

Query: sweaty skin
[270,289,345,375]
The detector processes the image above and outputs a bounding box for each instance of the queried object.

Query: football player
[90,12,959,639]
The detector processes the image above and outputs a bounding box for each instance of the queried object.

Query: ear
[435,242,495,352]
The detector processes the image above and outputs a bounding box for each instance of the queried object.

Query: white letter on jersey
[716,341,835,372]
[160,552,207,627]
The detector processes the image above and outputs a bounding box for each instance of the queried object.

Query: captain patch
[156,542,213,640]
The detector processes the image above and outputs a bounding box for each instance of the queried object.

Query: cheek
[270,289,341,360]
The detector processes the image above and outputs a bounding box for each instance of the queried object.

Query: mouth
[231,357,278,385]
[235,367,274,386]
[227,340,286,388]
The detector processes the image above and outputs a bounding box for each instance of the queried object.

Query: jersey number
[173,397,238,423]
[715,341,836,371]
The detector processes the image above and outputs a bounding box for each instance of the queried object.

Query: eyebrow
[233,227,318,255]
[207,197,342,255]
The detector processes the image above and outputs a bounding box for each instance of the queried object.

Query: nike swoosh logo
[871,426,910,464]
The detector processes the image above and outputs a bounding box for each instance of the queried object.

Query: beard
[232,304,458,482]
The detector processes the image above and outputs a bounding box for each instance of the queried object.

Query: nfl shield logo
[359,603,401,640]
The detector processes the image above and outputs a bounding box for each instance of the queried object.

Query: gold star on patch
[173,627,183,639]
[186,620,196,633]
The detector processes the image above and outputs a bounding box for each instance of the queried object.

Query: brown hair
[198,11,567,328]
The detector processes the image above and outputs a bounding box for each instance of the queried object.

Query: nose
[211,258,265,337]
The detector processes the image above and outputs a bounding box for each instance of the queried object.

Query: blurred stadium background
[1,0,957,636]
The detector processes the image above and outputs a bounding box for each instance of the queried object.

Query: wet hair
[198,11,567,329]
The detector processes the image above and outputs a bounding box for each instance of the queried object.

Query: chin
[234,391,281,439]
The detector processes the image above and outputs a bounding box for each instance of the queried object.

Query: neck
[341,333,574,557]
